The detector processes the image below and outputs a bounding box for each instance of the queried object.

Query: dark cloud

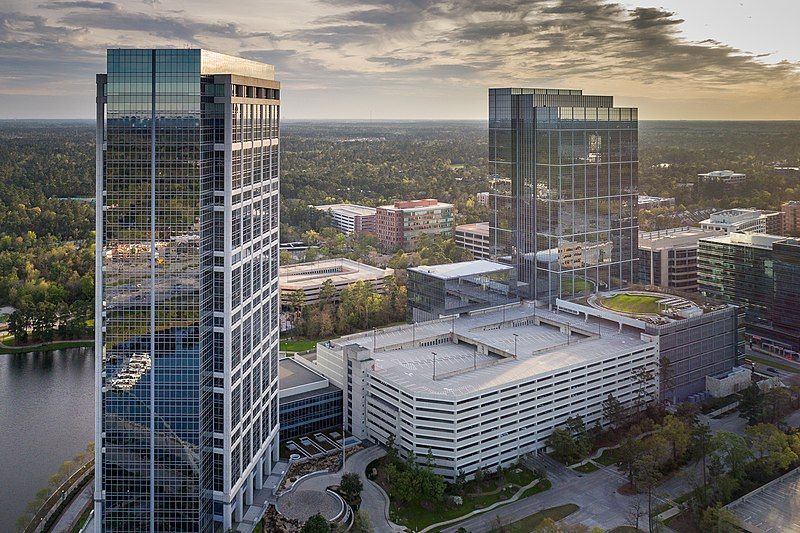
[40,1,118,9]
[57,8,270,43]
[0,0,798,118]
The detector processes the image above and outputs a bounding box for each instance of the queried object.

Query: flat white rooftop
[639,226,722,250]
[700,232,787,250]
[456,222,490,236]
[280,258,393,290]
[325,303,650,398]
[314,204,377,217]
[409,259,513,280]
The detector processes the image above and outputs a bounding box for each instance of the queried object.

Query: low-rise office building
[455,222,491,259]
[314,303,659,479]
[638,226,723,291]
[700,208,784,235]
[314,203,377,234]
[279,258,393,309]
[699,232,800,353]
[279,357,342,440]
[697,170,746,186]
[407,260,519,322]
[557,290,742,403]
[375,199,454,251]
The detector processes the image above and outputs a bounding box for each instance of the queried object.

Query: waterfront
[0,347,94,530]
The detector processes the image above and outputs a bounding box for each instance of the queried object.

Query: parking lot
[727,467,800,532]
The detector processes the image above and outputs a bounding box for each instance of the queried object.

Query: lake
[0,347,95,531]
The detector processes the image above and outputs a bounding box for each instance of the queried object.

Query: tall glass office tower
[95,49,281,532]
[488,88,638,302]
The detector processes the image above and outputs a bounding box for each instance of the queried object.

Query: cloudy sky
[1,0,799,120]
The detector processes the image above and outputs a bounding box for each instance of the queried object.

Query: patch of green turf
[600,294,664,315]
[279,339,318,353]
[0,338,93,354]
[492,503,579,533]
[747,354,800,374]
[595,447,622,466]
[573,462,599,473]
[519,478,552,499]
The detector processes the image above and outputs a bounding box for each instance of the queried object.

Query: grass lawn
[561,277,594,295]
[573,462,599,474]
[600,294,663,315]
[519,478,552,498]
[0,337,93,354]
[596,447,622,466]
[747,354,800,374]
[492,504,579,533]
[375,458,543,531]
[279,338,318,353]
[70,507,93,533]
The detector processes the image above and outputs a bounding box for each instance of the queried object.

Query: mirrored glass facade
[488,88,638,302]
[96,49,280,532]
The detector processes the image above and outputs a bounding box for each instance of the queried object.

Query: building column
[245,471,254,506]
[223,503,233,531]
[255,457,264,490]
[266,448,273,475]
[234,488,244,523]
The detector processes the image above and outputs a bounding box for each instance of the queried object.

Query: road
[443,411,755,533]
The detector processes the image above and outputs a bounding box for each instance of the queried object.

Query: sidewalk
[49,482,93,533]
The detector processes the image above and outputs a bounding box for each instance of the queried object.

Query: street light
[432,351,437,381]
[513,333,519,359]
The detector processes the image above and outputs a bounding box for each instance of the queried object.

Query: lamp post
[432,351,437,381]
[513,333,519,359]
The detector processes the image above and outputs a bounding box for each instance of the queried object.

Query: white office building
[314,203,377,234]
[697,170,746,186]
[314,303,658,479]
[700,208,784,234]
[454,222,491,259]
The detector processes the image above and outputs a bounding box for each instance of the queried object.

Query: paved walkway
[277,446,402,532]
[49,481,93,532]
[237,460,289,533]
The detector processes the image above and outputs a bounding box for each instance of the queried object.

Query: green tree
[547,428,580,465]
[351,509,373,533]
[318,279,337,307]
[659,414,691,464]
[340,472,363,503]
[632,450,661,532]
[301,513,330,533]
[700,505,741,533]
[659,356,677,403]
[711,431,751,479]
[691,423,714,493]
[603,393,626,429]
[738,382,764,424]
[617,434,646,484]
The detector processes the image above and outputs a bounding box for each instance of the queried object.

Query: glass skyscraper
[95,49,281,532]
[488,88,638,302]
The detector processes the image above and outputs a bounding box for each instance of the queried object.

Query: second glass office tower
[96,49,281,532]
[488,88,638,302]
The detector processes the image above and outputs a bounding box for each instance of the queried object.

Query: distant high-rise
[488,88,639,301]
[95,49,281,531]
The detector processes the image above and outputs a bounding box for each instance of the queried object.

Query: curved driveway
[278,446,403,533]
